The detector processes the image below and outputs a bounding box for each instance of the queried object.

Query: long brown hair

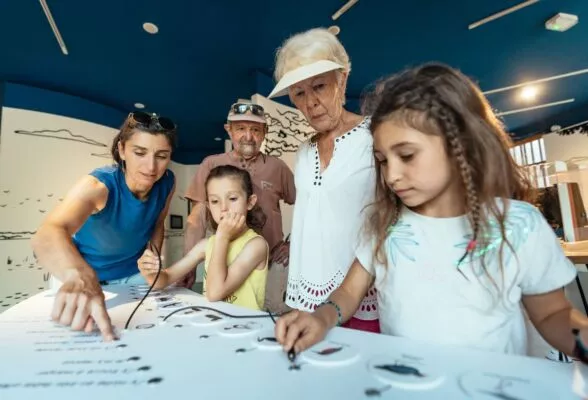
[362,63,534,287]
[205,165,266,234]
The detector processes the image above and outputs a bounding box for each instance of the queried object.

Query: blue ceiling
[0,0,586,163]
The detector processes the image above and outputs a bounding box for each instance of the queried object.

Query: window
[510,137,548,188]
[510,137,546,166]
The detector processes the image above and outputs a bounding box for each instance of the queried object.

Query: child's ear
[247,194,258,210]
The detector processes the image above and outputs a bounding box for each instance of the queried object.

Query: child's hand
[274,310,328,354]
[216,212,246,241]
[137,249,162,275]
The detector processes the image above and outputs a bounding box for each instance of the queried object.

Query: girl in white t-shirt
[275,63,588,359]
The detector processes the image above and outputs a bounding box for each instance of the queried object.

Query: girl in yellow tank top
[138,165,269,311]
[203,228,267,309]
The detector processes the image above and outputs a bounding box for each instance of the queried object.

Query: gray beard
[238,144,257,158]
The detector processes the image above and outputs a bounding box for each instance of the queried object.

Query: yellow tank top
[203,229,268,311]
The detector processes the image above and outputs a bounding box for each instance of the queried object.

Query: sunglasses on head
[128,111,175,131]
[230,103,265,117]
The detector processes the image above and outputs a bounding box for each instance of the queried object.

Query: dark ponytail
[246,204,268,233]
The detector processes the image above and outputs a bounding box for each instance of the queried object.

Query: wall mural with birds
[0,107,117,310]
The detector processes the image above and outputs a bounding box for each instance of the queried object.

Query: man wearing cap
[180,102,296,312]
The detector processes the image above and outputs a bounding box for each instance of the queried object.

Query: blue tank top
[73,165,175,281]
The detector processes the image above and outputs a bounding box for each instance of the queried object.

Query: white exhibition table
[0,285,586,399]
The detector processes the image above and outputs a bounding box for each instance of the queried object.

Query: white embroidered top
[286,117,378,320]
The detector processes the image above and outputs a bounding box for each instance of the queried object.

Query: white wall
[0,107,117,310]
[544,132,588,163]
[162,162,200,280]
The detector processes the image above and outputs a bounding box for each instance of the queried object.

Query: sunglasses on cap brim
[128,111,176,131]
[230,103,265,117]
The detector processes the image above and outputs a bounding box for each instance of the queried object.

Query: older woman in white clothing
[268,28,378,332]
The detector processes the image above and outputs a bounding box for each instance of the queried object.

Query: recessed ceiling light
[520,86,538,101]
[551,125,561,132]
[214,137,222,141]
[134,103,145,109]
[328,26,341,35]
[143,22,159,34]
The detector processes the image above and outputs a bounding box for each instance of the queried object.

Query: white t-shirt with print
[356,199,576,355]
[286,117,378,320]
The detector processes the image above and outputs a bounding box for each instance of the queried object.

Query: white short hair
[274,28,351,82]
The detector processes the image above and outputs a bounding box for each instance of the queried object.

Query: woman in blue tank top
[32,112,177,340]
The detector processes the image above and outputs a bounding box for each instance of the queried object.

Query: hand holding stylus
[274,310,329,354]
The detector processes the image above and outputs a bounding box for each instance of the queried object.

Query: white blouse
[286,117,378,320]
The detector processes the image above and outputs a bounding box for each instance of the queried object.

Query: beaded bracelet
[319,300,343,327]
